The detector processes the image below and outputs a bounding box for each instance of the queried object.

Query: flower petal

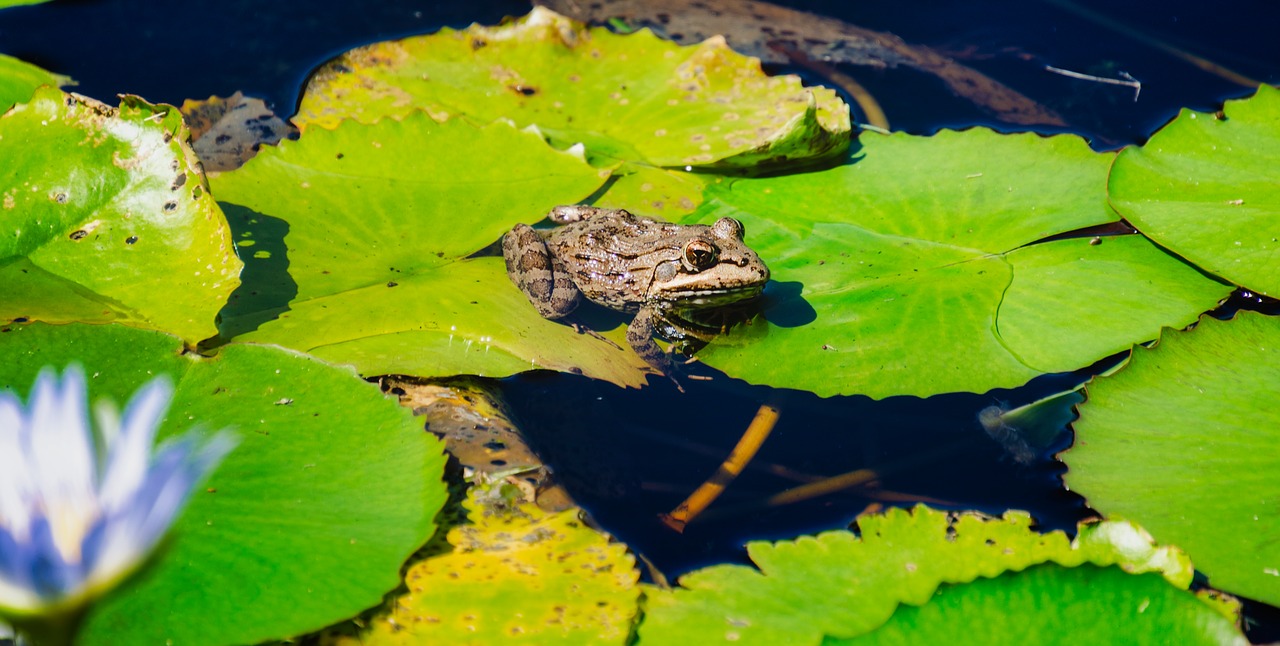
[27,367,98,558]
[98,376,173,515]
[0,391,35,539]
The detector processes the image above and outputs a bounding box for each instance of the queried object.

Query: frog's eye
[683,239,720,270]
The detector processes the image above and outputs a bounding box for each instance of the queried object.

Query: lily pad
[1063,311,1280,607]
[0,53,66,109]
[847,565,1244,645]
[683,129,1230,397]
[210,110,654,385]
[0,322,448,646]
[0,0,49,10]
[1109,85,1280,296]
[343,483,639,644]
[294,7,850,169]
[639,505,1196,644]
[0,87,241,344]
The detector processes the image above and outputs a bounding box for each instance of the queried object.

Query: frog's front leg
[502,224,580,319]
[627,306,675,374]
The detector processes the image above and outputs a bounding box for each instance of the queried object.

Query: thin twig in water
[1045,65,1143,101]
[660,397,783,532]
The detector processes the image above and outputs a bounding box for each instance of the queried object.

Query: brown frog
[502,205,770,381]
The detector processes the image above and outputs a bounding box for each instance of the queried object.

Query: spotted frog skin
[502,205,770,377]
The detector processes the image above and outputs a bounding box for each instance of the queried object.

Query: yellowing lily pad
[210,110,653,385]
[640,505,1200,644]
[0,87,241,343]
[1064,311,1280,607]
[346,483,639,644]
[684,129,1230,397]
[1109,85,1280,297]
[295,7,850,169]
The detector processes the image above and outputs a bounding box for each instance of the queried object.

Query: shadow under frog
[502,206,778,385]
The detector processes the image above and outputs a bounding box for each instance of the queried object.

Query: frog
[501,205,770,383]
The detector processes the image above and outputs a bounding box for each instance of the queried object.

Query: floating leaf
[0,87,241,343]
[1064,311,1280,607]
[345,483,639,644]
[1110,85,1280,296]
[0,322,448,646]
[0,53,67,109]
[592,162,710,219]
[0,0,49,10]
[295,7,850,169]
[210,110,653,385]
[845,565,1244,645]
[682,129,1230,397]
[640,505,1196,644]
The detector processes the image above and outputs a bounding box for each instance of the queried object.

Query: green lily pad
[1109,85,1280,296]
[0,0,49,9]
[1063,311,1280,607]
[343,483,639,644]
[0,87,241,344]
[846,565,1244,645]
[0,322,447,645]
[639,505,1196,644]
[210,110,653,385]
[0,53,67,109]
[294,7,850,169]
[592,162,711,219]
[683,129,1230,398]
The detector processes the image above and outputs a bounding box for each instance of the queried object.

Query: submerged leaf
[1110,85,1280,296]
[640,505,1198,644]
[1064,311,1280,607]
[295,7,850,169]
[0,87,241,343]
[683,129,1230,397]
[180,92,295,172]
[0,322,448,646]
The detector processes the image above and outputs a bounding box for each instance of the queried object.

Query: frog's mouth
[655,282,767,308]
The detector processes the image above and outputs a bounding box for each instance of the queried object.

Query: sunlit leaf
[342,483,639,644]
[0,87,241,343]
[0,322,448,646]
[845,566,1244,645]
[682,129,1229,397]
[294,7,850,169]
[210,111,653,385]
[1064,311,1280,607]
[640,505,1198,644]
[1110,85,1280,296]
[0,53,67,109]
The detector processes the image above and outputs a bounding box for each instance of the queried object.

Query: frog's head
[649,217,770,306]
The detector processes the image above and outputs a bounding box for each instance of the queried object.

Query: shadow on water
[499,362,1097,579]
[211,203,297,343]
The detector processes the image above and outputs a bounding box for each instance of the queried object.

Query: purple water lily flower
[0,366,235,619]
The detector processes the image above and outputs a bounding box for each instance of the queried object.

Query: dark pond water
[4,0,1277,638]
